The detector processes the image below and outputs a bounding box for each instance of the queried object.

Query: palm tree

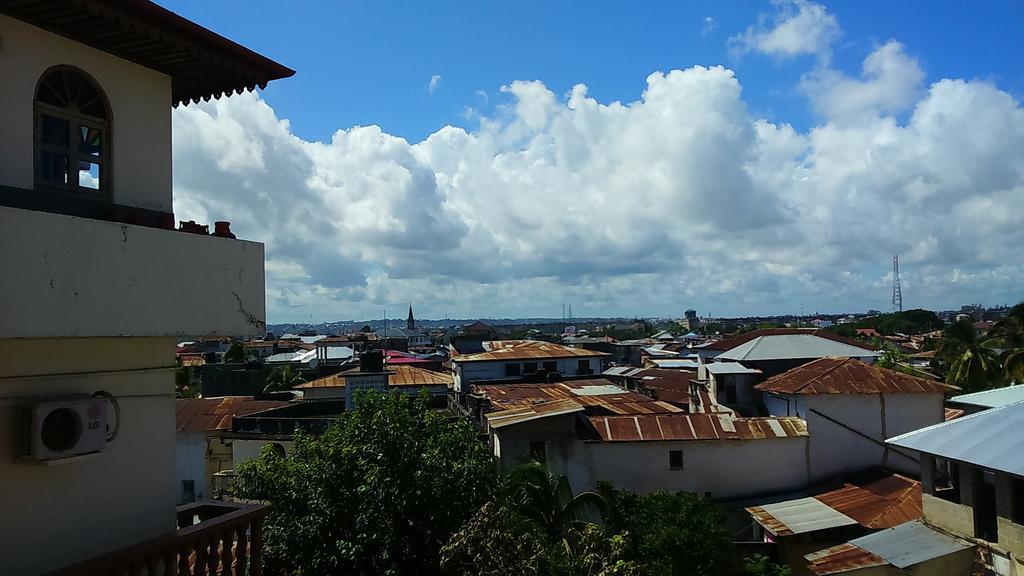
[264,365,304,393]
[1003,349,1024,385]
[504,461,607,538]
[935,320,1003,393]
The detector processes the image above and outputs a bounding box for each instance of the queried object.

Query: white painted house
[0,2,291,573]
[451,340,609,393]
[486,402,810,500]
[757,357,954,482]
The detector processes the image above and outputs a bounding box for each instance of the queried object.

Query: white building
[0,2,291,573]
[451,340,609,393]
[757,357,954,482]
[175,397,288,504]
[486,402,810,500]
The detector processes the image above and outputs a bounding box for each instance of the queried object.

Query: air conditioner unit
[16,397,108,463]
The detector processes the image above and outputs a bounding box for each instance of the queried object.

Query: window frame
[669,449,684,471]
[33,66,113,200]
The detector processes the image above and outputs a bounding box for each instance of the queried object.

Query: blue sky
[167,1,1024,322]
[165,0,1022,143]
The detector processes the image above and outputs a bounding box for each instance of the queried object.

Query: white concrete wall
[565,437,809,499]
[805,393,943,481]
[0,15,172,211]
[175,432,210,503]
[454,356,603,388]
[0,337,177,575]
[0,206,266,338]
[232,438,294,469]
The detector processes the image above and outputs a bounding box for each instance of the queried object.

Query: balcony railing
[47,501,269,576]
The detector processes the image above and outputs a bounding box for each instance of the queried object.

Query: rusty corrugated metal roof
[756,357,956,395]
[816,474,922,529]
[485,399,584,429]
[805,543,888,575]
[452,340,609,362]
[296,365,452,389]
[747,498,858,537]
[588,414,807,442]
[474,381,684,414]
[944,407,965,421]
[176,397,289,433]
[748,473,921,536]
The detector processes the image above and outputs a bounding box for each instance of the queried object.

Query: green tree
[505,461,607,538]
[233,391,497,576]
[744,554,790,576]
[174,365,199,398]
[935,320,1003,392]
[440,502,549,576]
[601,487,731,576]
[223,341,247,363]
[263,365,304,393]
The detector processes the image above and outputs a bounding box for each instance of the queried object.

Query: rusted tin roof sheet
[474,381,683,414]
[756,357,956,395]
[588,414,807,442]
[944,407,965,421]
[748,473,922,536]
[176,397,289,433]
[748,498,858,536]
[452,340,609,362]
[297,365,452,389]
[805,543,888,575]
[485,399,584,429]
[815,474,921,529]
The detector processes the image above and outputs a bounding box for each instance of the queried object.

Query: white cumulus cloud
[731,0,840,60]
[172,46,1024,321]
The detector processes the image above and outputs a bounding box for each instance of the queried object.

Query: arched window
[34,67,111,196]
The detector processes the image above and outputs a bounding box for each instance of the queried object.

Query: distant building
[450,340,610,393]
[712,329,879,377]
[175,397,288,503]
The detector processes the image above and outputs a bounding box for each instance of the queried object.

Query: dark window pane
[669,450,684,470]
[40,151,68,184]
[40,114,69,146]
[79,125,102,157]
[505,363,521,377]
[78,162,100,189]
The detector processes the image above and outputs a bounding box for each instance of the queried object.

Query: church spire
[407,303,415,330]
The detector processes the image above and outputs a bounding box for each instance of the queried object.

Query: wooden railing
[47,501,269,576]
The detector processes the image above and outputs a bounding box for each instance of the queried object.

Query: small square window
[543,361,557,373]
[505,363,521,377]
[669,450,684,470]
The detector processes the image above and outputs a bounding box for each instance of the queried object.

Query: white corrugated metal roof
[887,399,1024,476]
[718,335,879,362]
[650,359,699,369]
[950,385,1024,408]
[571,385,629,396]
[705,362,761,375]
[604,366,644,377]
[753,497,858,535]
[849,521,973,568]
